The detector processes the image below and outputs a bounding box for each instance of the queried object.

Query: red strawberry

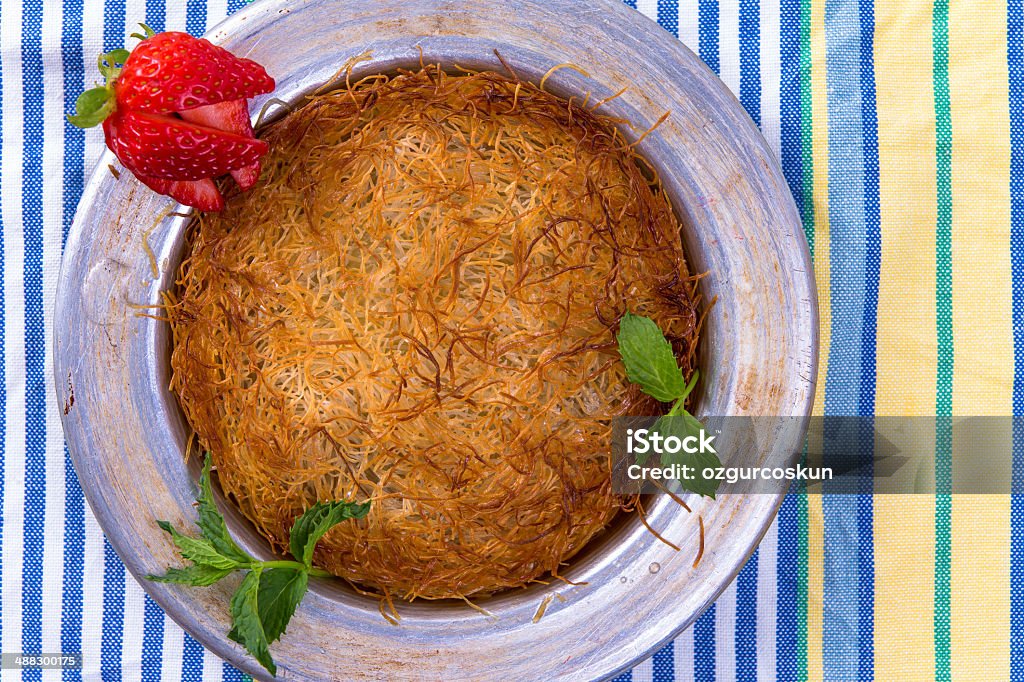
[179,100,261,190]
[66,25,275,211]
[115,32,274,114]
[102,108,267,181]
[136,174,224,212]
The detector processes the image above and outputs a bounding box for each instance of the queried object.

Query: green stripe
[932,0,952,677]
[797,0,814,677]
[799,0,815,255]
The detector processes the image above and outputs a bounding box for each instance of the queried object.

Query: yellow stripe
[948,0,1012,678]
[871,0,938,677]
[806,0,830,676]
[807,0,830,433]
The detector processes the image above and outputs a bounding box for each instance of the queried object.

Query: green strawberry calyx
[66,23,154,129]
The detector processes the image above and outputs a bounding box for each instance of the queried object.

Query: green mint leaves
[228,570,276,674]
[289,500,371,566]
[246,568,310,643]
[147,453,370,676]
[617,313,689,402]
[651,412,721,498]
[616,312,722,498]
[194,458,252,564]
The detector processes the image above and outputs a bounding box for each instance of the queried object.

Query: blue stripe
[775,0,803,677]
[103,0,126,51]
[227,0,249,15]
[61,0,85,248]
[657,0,679,36]
[736,549,758,681]
[146,0,168,33]
[855,0,879,677]
[1009,0,1024,674]
[739,0,762,127]
[622,0,638,9]
[612,672,634,682]
[60,464,83,682]
[222,662,247,681]
[21,0,47,677]
[822,0,868,420]
[779,0,803,206]
[856,491,875,677]
[694,604,716,681]
[775,497,800,682]
[858,0,881,422]
[821,0,878,678]
[652,640,674,681]
[61,0,86,677]
[182,633,205,681]
[141,599,165,681]
[698,0,720,74]
[101,540,125,679]
[186,0,208,36]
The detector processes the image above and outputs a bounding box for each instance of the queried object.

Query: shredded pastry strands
[168,65,700,601]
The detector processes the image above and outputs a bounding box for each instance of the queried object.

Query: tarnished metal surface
[53,1,818,679]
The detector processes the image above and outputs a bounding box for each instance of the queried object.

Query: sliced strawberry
[115,32,274,114]
[69,28,277,211]
[227,158,261,191]
[103,108,268,181]
[135,174,224,212]
[179,99,261,190]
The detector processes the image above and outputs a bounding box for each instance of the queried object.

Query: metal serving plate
[53,0,817,679]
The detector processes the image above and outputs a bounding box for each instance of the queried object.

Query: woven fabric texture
[1,0,1020,679]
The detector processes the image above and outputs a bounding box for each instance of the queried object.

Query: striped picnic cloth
[1,0,1020,679]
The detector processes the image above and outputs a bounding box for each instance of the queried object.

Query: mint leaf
[652,414,722,498]
[616,313,717,498]
[148,451,369,677]
[196,455,252,565]
[256,568,309,643]
[229,570,276,676]
[616,312,687,402]
[156,520,245,570]
[652,411,706,442]
[289,500,370,567]
[147,564,234,586]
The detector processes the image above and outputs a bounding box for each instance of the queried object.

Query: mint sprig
[616,312,722,498]
[147,453,370,676]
